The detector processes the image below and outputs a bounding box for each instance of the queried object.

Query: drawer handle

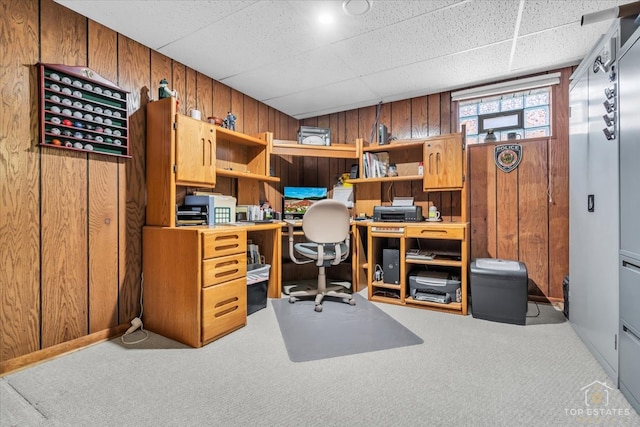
[422,229,448,234]
[214,234,241,243]
[215,268,240,279]
[622,260,640,272]
[623,325,640,345]
[214,243,240,252]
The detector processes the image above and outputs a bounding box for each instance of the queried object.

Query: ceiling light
[318,13,333,24]
[342,0,371,16]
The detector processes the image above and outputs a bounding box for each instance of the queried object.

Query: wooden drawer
[202,277,247,343]
[202,252,247,288]
[406,225,465,240]
[202,230,246,259]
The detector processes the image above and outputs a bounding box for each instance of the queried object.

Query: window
[458,88,551,144]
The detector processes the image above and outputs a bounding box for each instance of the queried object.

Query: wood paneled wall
[0,0,297,373]
[1,0,570,372]
[296,70,571,302]
[468,68,571,301]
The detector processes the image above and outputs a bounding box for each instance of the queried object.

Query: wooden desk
[360,220,469,315]
[142,222,282,347]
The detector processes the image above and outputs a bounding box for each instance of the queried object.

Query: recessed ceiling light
[342,0,371,16]
[318,13,334,24]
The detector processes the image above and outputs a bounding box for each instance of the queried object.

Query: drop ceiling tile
[266,78,379,119]
[332,0,520,76]
[221,46,357,101]
[359,40,514,101]
[511,21,612,72]
[285,0,462,43]
[159,1,320,79]
[54,0,256,49]
[519,0,628,36]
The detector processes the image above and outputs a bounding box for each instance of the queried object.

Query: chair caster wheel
[314,304,323,312]
[289,297,296,304]
[349,299,356,306]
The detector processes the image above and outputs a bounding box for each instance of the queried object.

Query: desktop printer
[373,205,423,222]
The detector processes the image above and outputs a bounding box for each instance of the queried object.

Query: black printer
[373,206,423,222]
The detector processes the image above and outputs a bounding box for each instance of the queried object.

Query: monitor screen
[283,187,327,216]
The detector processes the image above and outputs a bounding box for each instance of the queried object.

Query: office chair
[286,199,355,312]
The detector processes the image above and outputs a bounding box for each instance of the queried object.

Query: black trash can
[247,264,270,315]
[470,258,528,325]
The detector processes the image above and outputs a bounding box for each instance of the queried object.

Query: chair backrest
[302,199,350,244]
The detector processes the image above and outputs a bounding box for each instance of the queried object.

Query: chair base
[289,284,355,312]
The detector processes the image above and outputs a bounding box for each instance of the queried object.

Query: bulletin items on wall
[38,63,130,158]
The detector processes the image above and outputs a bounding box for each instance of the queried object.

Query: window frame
[478,110,524,133]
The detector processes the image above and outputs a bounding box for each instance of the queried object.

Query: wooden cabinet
[175,114,216,187]
[143,227,247,347]
[350,132,469,315]
[423,133,464,190]
[146,97,216,226]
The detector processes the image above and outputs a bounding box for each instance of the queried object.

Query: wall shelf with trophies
[39,63,130,158]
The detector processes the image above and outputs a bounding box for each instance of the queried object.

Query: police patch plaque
[494,144,522,173]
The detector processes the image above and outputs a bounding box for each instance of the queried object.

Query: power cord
[526,301,541,318]
[121,272,149,345]
[374,264,384,282]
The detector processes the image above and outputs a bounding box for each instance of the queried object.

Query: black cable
[526,301,541,317]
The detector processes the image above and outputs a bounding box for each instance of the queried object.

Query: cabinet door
[423,134,463,190]
[175,115,216,186]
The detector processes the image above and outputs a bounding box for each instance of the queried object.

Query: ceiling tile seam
[155,0,261,50]
[518,19,581,38]
[217,43,357,82]
[257,36,519,104]
[508,0,526,72]
[321,0,472,46]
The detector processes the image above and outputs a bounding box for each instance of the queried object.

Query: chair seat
[294,242,348,260]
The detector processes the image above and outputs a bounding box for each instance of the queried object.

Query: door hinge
[173,121,177,130]
[173,164,177,173]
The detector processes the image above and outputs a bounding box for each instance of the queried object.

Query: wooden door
[175,115,216,187]
[423,134,463,190]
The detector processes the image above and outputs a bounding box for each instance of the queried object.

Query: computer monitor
[283,186,327,218]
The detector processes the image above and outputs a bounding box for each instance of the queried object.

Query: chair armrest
[285,222,313,265]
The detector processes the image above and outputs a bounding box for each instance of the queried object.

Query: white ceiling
[54,0,628,119]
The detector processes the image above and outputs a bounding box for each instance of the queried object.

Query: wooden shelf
[216,168,280,182]
[216,126,267,146]
[362,139,424,152]
[39,63,130,158]
[405,258,463,267]
[272,139,359,159]
[348,175,422,184]
[405,298,463,312]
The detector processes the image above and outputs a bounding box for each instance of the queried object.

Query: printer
[408,270,461,304]
[373,205,423,222]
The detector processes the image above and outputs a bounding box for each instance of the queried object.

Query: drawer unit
[202,252,246,287]
[619,322,640,414]
[406,225,465,240]
[143,226,248,348]
[203,230,246,258]
[202,277,247,343]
